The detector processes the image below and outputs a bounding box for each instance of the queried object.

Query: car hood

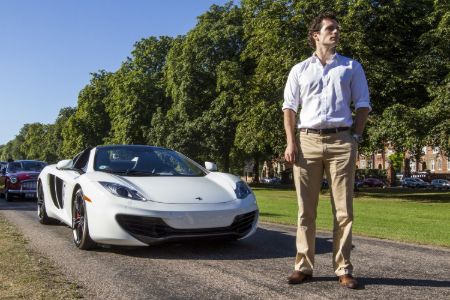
[8,171,40,180]
[93,172,237,204]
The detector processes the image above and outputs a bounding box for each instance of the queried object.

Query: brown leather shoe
[338,274,358,289]
[288,271,312,284]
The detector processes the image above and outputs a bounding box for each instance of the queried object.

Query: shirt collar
[311,52,339,65]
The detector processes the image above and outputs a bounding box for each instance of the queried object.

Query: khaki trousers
[293,130,357,276]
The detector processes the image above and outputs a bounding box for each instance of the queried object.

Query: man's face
[313,18,340,48]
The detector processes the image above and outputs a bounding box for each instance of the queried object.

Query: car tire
[72,188,96,250]
[37,181,58,225]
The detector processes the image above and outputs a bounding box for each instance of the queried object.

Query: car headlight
[235,181,252,199]
[99,182,147,201]
[10,176,18,184]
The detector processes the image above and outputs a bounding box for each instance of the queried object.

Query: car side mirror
[56,159,73,170]
[204,161,218,172]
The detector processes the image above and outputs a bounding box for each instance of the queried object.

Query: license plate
[25,193,36,198]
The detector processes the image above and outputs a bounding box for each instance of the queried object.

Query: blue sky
[0,0,233,145]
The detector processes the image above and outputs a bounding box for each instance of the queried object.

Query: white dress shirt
[282,53,371,129]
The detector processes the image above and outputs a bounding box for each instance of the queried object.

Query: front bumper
[7,180,37,197]
[115,210,258,244]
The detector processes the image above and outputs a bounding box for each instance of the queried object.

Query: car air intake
[115,211,257,243]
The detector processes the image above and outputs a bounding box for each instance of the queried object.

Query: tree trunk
[252,154,260,183]
[404,158,411,177]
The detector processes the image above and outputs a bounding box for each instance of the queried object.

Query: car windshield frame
[93,145,207,177]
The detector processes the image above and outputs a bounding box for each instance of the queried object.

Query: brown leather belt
[299,127,350,134]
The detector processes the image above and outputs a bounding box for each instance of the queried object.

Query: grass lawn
[253,186,450,248]
[0,215,84,299]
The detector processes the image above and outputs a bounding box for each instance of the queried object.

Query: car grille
[21,180,37,190]
[116,211,257,242]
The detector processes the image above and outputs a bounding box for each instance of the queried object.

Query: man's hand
[283,109,298,164]
[284,143,298,164]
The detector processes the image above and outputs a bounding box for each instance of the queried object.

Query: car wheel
[72,188,96,250]
[37,181,57,225]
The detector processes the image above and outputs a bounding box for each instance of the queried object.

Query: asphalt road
[1,198,449,300]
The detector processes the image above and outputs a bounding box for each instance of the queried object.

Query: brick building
[356,146,450,174]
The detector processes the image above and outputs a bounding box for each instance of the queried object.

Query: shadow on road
[360,277,450,288]
[300,276,450,289]
[0,197,36,211]
[100,227,334,260]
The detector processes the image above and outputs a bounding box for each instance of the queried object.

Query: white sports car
[37,145,258,249]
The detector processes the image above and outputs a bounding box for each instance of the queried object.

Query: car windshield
[94,146,206,177]
[7,161,46,172]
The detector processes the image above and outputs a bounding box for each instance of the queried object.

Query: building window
[360,160,366,169]
[433,147,440,154]
[431,159,435,171]
[437,159,442,171]
[422,146,427,154]
[422,162,427,171]
[410,160,416,172]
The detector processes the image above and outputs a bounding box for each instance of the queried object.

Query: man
[282,11,371,289]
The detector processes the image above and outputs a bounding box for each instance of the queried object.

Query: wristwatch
[352,133,364,143]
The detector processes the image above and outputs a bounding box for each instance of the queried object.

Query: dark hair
[308,11,339,49]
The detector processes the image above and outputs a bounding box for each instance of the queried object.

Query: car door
[47,148,92,225]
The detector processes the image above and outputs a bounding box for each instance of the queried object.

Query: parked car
[430,179,450,190]
[401,177,430,188]
[262,177,281,184]
[0,160,47,201]
[357,178,385,188]
[37,145,259,249]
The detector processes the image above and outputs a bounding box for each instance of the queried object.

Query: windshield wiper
[99,169,160,176]
[124,169,160,176]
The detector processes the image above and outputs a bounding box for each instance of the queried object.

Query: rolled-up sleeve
[351,62,372,112]
[282,66,300,112]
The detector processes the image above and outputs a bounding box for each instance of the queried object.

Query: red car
[0,160,47,201]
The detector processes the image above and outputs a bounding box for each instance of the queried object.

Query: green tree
[160,3,246,171]
[45,107,77,162]
[62,71,112,157]
[366,0,449,158]
[2,124,32,160]
[20,123,52,161]
[0,139,23,161]
[341,0,436,115]
[105,36,173,145]
[368,104,427,172]
[418,1,450,154]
